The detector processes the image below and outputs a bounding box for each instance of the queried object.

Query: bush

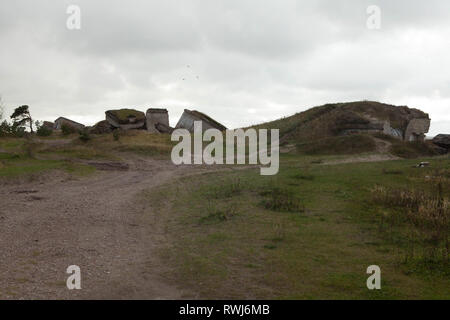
[61,123,79,135]
[11,123,26,137]
[36,125,52,137]
[79,129,91,142]
[113,130,120,141]
[0,120,11,137]
[200,201,238,224]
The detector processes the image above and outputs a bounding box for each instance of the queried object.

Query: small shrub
[61,123,78,135]
[0,120,12,137]
[113,130,120,141]
[78,129,91,142]
[205,178,243,199]
[36,125,52,137]
[200,201,238,224]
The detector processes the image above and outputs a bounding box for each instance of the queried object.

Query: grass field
[143,154,449,299]
[1,131,448,299]
[0,131,173,178]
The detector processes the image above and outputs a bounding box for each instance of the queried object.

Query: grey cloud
[0,0,449,136]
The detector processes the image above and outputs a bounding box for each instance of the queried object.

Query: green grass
[143,154,450,299]
[0,156,94,178]
[0,137,97,178]
[389,141,438,158]
[296,134,377,155]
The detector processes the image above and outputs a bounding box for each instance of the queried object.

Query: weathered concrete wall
[175,109,226,132]
[146,108,169,133]
[54,117,85,130]
[383,121,403,139]
[404,118,430,141]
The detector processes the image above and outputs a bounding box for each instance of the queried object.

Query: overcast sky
[0,0,449,135]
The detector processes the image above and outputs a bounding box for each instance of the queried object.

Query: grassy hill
[250,101,436,158]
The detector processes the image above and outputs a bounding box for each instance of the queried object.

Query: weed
[78,129,91,142]
[260,185,305,213]
[199,201,238,224]
[113,130,120,141]
[205,178,243,199]
[371,182,449,268]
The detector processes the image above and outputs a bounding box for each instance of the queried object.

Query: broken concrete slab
[146,108,169,133]
[175,109,226,133]
[105,109,146,130]
[54,117,85,131]
[432,134,450,151]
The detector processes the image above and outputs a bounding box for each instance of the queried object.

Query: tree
[0,95,4,121]
[10,105,34,133]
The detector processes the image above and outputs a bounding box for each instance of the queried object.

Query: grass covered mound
[296,134,377,155]
[251,100,429,145]
[106,109,146,124]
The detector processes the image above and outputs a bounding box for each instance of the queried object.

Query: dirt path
[321,153,399,165]
[0,148,402,299]
[0,156,207,299]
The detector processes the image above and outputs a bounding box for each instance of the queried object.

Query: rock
[105,109,146,130]
[89,120,113,134]
[432,134,450,150]
[146,108,169,133]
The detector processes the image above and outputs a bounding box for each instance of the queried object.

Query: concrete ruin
[335,103,431,142]
[432,134,450,152]
[404,118,431,141]
[42,121,54,130]
[105,109,146,130]
[89,120,113,134]
[54,117,85,131]
[175,109,227,133]
[146,108,171,133]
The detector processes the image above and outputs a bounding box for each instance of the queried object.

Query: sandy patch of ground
[0,155,210,299]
